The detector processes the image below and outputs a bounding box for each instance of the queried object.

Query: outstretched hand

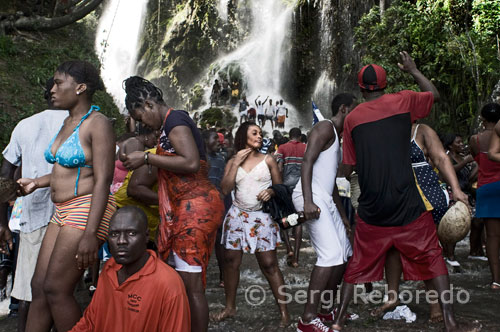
[17,178,37,196]
[397,51,417,73]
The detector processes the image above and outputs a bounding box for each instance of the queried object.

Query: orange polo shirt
[71,250,190,332]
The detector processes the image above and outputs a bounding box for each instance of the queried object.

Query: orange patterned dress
[156,110,224,287]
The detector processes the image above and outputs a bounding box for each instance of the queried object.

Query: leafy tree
[354,0,500,135]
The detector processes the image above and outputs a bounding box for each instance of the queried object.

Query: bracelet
[144,151,150,165]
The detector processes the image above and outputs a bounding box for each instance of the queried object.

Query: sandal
[491,282,500,290]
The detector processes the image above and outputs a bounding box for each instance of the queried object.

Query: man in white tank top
[293,93,356,332]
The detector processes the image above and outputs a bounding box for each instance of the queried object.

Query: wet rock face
[285,0,377,110]
[136,0,247,108]
[136,0,379,111]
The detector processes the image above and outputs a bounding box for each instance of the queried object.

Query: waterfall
[217,0,229,22]
[95,0,148,112]
[311,0,335,119]
[200,0,300,130]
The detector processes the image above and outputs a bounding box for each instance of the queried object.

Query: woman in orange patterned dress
[121,76,224,332]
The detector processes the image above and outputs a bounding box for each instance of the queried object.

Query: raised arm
[398,51,440,103]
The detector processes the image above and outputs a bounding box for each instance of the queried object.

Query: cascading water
[95,0,148,112]
[311,0,336,119]
[201,0,300,130]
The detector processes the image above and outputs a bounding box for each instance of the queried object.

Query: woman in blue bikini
[18,60,116,332]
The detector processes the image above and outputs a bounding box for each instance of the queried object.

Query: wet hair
[123,76,165,113]
[234,122,260,151]
[480,103,500,124]
[331,93,356,116]
[56,60,104,98]
[289,127,302,139]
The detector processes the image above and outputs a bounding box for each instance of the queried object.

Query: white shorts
[292,192,352,267]
[11,226,47,301]
[239,110,248,117]
[167,251,202,273]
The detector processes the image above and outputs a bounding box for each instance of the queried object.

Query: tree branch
[1,0,102,32]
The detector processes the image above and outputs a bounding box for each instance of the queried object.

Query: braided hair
[123,76,165,113]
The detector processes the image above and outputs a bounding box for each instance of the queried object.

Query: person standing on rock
[332,52,479,332]
[276,99,288,129]
[292,93,355,332]
[239,96,249,125]
[255,95,269,128]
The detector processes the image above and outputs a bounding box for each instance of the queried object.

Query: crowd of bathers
[1,51,499,332]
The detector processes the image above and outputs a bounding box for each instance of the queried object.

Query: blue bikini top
[44,105,99,196]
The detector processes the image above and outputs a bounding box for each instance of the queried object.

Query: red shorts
[344,211,448,283]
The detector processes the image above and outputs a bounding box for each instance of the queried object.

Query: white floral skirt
[221,205,281,253]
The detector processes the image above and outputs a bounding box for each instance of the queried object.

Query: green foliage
[189,84,205,110]
[354,0,500,136]
[199,107,237,129]
[0,19,124,156]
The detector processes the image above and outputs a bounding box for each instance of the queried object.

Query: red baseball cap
[217,132,224,145]
[358,64,387,91]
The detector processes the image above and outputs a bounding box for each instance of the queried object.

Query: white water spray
[311,1,335,119]
[95,0,148,112]
[202,0,300,130]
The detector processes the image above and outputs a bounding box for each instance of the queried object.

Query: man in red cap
[332,52,478,332]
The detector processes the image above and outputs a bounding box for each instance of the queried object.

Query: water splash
[200,0,300,130]
[311,0,336,119]
[95,0,148,112]
[217,0,229,22]
[312,71,336,119]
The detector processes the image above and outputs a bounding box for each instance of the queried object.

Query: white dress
[292,121,352,266]
[222,155,281,253]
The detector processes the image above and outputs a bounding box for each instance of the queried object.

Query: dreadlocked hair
[123,76,165,112]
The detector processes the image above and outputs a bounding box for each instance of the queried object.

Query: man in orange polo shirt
[71,206,190,332]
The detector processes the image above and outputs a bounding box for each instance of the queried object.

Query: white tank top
[295,121,340,198]
[233,155,272,211]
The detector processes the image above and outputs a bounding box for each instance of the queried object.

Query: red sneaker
[317,309,359,323]
[297,317,334,332]
[317,311,334,322]
[334,308,359,321]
